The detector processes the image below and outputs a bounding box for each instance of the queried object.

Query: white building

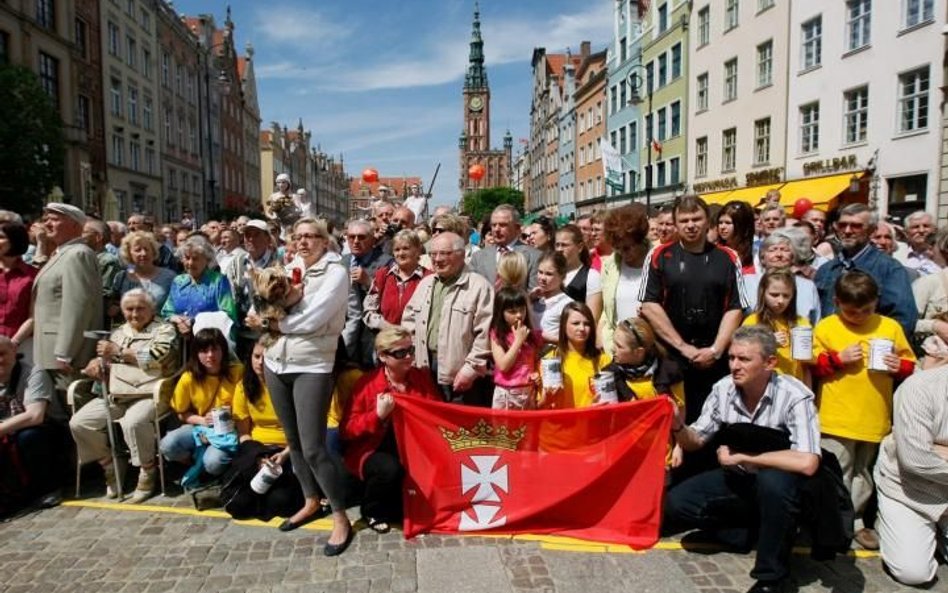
[786,0,942,221]
[688,0,792,205]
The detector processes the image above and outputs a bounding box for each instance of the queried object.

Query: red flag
[652,138,663,156]
[393,397,673,548]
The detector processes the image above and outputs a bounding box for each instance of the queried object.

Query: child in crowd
[744,269,812,387]
[539,302,610,409]
[604,316,685,467]
[531,252,574,343]
[496,251,528,291]
[490,288,543,410]
[810,270,916,549]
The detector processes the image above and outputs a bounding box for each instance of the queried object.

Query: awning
[778,172,862,209]
[700,189,735,205]
[724,183,785,207]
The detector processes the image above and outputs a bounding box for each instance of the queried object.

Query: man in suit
[32,203,103,393]
[469,204,541,290]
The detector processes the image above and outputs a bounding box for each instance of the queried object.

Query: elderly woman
[161,234,237,336]
[111,231,177,316]
[598,204,652,356]
[70,289,180,503]
[340,326,441,534]
[363,229,431,330]
[743,229,821,325]
[245,218,353,555]
[913,228,948,356]
[715,201,756,274]
[0,221,37,359]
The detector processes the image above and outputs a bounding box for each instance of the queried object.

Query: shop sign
[694,176,738,193]
[803,154,859,176]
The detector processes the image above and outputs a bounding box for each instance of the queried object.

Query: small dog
[250,267,303,347]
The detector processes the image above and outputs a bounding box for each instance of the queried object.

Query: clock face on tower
[469,96,484,112]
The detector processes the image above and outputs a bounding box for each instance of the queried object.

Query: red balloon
[792,198,813,219]
[362,168,379,183]
[468,164,486,181]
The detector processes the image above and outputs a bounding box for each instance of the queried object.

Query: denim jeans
[159,425,231,476]
[664,467,805,582]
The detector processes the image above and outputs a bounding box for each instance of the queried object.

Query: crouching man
[663,325,821,593]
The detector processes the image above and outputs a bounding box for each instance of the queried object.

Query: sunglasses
[383,346,415,360]
[621,318,644,348]
[347,233,369,241]
[431,227,446,234]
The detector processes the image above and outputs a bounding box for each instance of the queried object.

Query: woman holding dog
[245,218,353,556]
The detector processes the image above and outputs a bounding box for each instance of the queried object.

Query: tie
[498,245,510,255]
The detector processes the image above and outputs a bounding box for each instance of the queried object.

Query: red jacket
[340,366,442,479]
[368,264,431,326]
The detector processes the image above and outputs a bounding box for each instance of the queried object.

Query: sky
[172,0,612,209]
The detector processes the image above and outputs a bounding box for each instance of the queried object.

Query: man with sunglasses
[813,204,916,338]
[342,219,392,368]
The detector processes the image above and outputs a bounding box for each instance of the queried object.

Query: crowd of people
[0,184,946,592]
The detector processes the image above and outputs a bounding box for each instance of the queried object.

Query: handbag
[108,363,161,397]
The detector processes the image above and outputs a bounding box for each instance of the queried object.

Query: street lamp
[198,32,232,218]
[627,65,653,210]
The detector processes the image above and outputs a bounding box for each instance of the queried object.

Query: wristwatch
[710,346,721,360]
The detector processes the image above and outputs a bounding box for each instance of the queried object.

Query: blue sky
[173,0,611,208]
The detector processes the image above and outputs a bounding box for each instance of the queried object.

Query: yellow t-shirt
[624,377,686,410]
[232,380,285,446]
[327,367,364,429]
[743,313,810,382]
[170,362,245,416]
[542,349,611,409]
[813,314,915,443]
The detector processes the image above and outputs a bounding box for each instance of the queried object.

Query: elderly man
[403,184,428,222]
[470,204,541,289]
[342,219,391,368]
[224,219,281,356]
[0,336,65,508]
[665,326,821,593]
[33,203,103,393]
[759,204,786,239]
[402,232,493,405]
[896,210,941,276]
[813,203,917,338]
[106,221,126,256]
[83,218,122,326]
[875,364,948,587]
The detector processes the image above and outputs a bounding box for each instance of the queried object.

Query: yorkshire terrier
[250,267,304,347]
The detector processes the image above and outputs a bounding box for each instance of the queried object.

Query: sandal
[366,517,391,534]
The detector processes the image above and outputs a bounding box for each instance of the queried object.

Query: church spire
[464,2,488,90]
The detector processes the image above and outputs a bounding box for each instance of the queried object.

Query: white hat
[44,202,87,225]
[243,219,270,233]
[276,173,291,183]
[296,188,307,196]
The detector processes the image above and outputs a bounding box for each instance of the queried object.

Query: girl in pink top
[489,287,543,410]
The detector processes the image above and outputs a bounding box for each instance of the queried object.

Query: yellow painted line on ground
[59,499,879,559]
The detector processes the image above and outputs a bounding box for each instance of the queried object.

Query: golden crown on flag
[440,419,526,452]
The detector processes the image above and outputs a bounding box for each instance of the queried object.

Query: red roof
[348,176,424,199]
[237,57,247,79]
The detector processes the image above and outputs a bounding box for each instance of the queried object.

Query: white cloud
[253,5,350,46]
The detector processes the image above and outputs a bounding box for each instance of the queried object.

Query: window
[164,108,172,146]
[847,0,871,51]
[905,0,934,28]
[619,127,627,154]
[175,64,183,96]
[77,95,90,131]
[725,0,739,31]
[143,97,153,131]
[696,73,709,111]
[658,3,669,33]
[758,0,775,10]
[620,37,627,62]
[657,107,667,141]
[844,86,869,143]
[670,157,680,185]
[724,58,738,102]
[658,54,668,87]
[130,141,141,171]
[802,17,822,69]
[656,162,666,188]
[670,101,681,136]
[112,134,125,166]
[178,116,185,148]
[620,80,627,107]
[161,52,170,87]
[127,87,138,125]
[698,7,710,46]
[0,31,8,65]
[38,52,59,107]
[754,118,771,164]
[75,19,88,59]
[185,69,193,103]
[140,7,151,30]
[645,114,653,147]
[36,0,55,30]
[756,40,772,87]
[190,121,198,154]
[610,85,617,114]
[800,102,820,153]
[126,36,136,69]
[722,128,737,171]
[108,22,120,57]
[142,49,150,78]
[671,43,682,79]
[145,148,156,175]
[126,0,135,16]
[696,137,708,177]
[646,62,654,93]
[899,67,929,132]
[630,121,638,150]
[110,78,122,116]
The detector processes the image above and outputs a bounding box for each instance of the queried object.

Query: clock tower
[459,2,512,194]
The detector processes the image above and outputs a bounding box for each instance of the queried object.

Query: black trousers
[664,467,805,582]
[17,423,67,497]
[360,450,403,523]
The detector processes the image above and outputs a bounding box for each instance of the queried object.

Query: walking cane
[84,330,125,500]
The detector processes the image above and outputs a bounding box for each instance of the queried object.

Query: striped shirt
[875,365,948,522]
[691,372,822,455]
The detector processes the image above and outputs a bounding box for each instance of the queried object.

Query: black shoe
[278,504,330,532]
[37,490,62,509]
[323,528,354,557]
[746,580,784,593]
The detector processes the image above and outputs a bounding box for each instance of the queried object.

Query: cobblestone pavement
[0,496,944,593]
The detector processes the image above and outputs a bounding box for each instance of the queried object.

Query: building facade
[940,2,948,224]
[348,176,423,220]
[74,0,108,215]
[238,49,261,208]
[573,46,607,214]
[688,0,790,206]
[605,0,645,202]
[556,53,578,218]
[527,48,567,213]
[458,5,512,197]
[259,121,311,210]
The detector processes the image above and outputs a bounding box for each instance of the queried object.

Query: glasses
[520,234,530,241]
[432,227,447,234]
[429,249,462,259]
[347,233,369,241]
[621,318,644,348]
[293,233,322,241]
[383,346,415,360]
[836,222,866,231]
